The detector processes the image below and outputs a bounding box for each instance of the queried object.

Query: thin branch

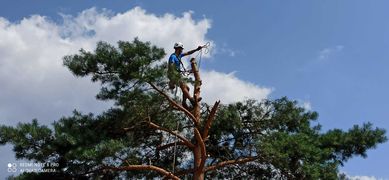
[205,157,259,172]
[202,100,221,140]
[148,82,197,125]
[114,154,131,166]
[209,157,217,167]
[126,79,141,91]
[156,141,187,151]
[148,121,195,149]
[174,168,196,177]
[103,165,179,180]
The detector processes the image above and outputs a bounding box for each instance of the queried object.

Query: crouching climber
[168,42,202,106]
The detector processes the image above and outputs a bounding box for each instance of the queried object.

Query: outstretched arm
[182,46,202,57]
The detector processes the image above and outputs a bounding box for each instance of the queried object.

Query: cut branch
[103,165,179,180]
[148,121,195,149]
[205,157,259,172]
[202,100,221,140]
[148,82,197,125]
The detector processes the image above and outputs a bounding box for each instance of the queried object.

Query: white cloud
[201,70,272,104]
[215,47,237,57]
[0,7,213,126]
[348,176,377,180]
[340,171,388,180]
[318,45,344,60]
[0,7,272,178]
[302,101,312,111]
[212,42,239,57]
[61,7,213,55]
[296,100,312,111]
[0,6,215,179]
[346,175,386,180]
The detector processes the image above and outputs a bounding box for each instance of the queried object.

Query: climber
[168,42,203,105]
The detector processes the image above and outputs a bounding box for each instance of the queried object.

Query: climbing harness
[173,42,211,77]
[178,59,191,76]
[168,42,211,94]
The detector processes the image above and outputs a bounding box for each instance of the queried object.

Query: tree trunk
[191,58,205,180]
[193,144,205,180]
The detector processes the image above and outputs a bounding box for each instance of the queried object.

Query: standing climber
[168,42,203,105]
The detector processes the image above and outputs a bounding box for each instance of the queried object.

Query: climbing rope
[172,120,179,173]
[195,42,211,70]
[178,42,211,77]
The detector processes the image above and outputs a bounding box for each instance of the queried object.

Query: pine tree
[1,39,386,179]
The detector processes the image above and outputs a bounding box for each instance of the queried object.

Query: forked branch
[148,121,195,149]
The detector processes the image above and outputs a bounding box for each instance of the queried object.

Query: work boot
[189,97,202,104]
[182,100,189,109]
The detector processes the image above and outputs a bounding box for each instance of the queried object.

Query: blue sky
[1,0,389,179]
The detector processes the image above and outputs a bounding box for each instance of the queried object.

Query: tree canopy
[1,39,386,179]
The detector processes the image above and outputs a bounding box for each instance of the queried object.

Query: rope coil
[179,42,210,76]
[195,42,211,69]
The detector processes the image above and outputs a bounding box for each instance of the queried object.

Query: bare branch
[174,168,196,177]
[205,157,259,172]
[103,165,179,180]
[156,141,187,151]
[202,100,221,140]
[194,128,207,172]
[114,154,131,166]
[148,82,197,125]
[148,121,195,149]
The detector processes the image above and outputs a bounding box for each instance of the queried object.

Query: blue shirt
[168,53,184,71]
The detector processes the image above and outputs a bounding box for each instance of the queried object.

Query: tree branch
[174,168,196,177]
[148,82,198,125]
[204,157,259,172]
[156,141,187,151]
[202,100,220,140]
[194,128,207,171]
[148,121,195,149]
[103,165,179,180]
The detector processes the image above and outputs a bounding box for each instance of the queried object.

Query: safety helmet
[174,42,184,49]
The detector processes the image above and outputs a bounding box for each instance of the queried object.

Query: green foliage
[1,39,386,179]
[205,97,386,179]
[63,38,166,105]
[0,119,53,161]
